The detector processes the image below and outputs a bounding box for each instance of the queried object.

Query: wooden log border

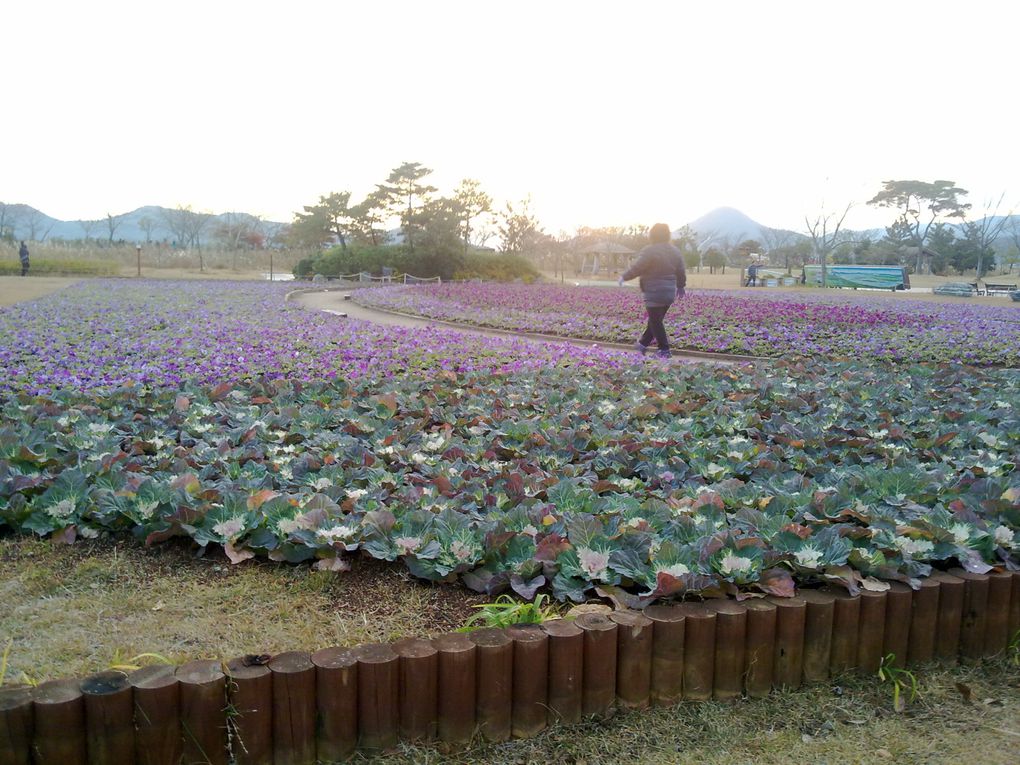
[7,572,1020,763]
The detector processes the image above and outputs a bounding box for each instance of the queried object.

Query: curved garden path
[290,286,758,365]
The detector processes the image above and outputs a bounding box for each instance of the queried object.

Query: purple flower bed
[0,279,1017,603]
[353,283,1020,366]
[0,280,634,395]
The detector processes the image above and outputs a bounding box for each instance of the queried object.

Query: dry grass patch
[0,535,484,684]
[368,661,1020,765]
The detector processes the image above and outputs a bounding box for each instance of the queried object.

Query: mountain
[682,207,773,248]
[0,203,288,245]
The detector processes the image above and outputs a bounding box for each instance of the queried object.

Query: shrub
[302,245,411,279]
[453,252,540,283]
[297,244,472,282]
[293,258,316,278]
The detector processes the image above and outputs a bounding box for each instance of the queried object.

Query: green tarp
[803,265,907,290]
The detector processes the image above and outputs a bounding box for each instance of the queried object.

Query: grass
[367,662,1020,765]
[0,242,311,277]
[544,268,1020,307]
[0,535,484,684]
[2,535,1018,764]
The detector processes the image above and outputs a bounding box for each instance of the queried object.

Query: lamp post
[136,244,142,277]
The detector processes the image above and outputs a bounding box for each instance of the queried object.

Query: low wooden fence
[3,568,1019,764]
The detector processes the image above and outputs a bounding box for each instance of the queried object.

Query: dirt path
[290,287,753,364]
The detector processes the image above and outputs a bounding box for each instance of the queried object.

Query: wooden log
[224,657,272,765]
[432,634,476,745]
[269,651,316,765]
[882,582,913,668]
[769,596,805,689]
[542,619,583,725]
[950,569,990,661]
[798,590,835,683]
[575,612,618,717]
[310,647,357,763]
[642,604,686,707]
[176,659,228,765]
[609,611,653,710]
[706,601,747,701]
[856,589,887,673]
[742,600,776,698]
[907,578,941,666]
[930,571,964,662]
[81,670,134,765]
[680,603,716,701]
[984,571,1014,657]
[32,678,87,765]
[392,637,437,742]
[353,643,399,751]
[467,628,512,742]
[129,665,180,765]
[507,624,548,738]
[0,686,33,765]
[823,588,860,674]
[1009,571,1020,645]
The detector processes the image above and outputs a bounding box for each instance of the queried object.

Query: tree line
[287,161,546,256]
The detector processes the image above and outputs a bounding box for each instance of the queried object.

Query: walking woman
[618,223,686,358]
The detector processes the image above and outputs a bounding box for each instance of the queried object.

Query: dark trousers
[639,304,671,350]
[20,264,28,276]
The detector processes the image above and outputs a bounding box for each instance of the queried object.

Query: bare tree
[1003,216,1020,274]
[804,202,853,287]
[159,206,193,247]
[106,213,125,243]
[23,208,54,242]
[693,227,722,272]
[760,227,797,257]
[159,205,214,269]
[137,216,158,244]
[959,194,1012,277]
[78,219,101,242]
[0,203,23,242]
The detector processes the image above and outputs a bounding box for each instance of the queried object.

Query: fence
[2,568,1018,764]
[312,271,441,285]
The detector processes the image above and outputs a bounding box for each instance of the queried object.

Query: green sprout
[878,653,919,712]
[458,594,558,631]
[1008,629,1020,668]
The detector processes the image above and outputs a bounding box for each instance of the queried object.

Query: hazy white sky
[3,0,1018,235]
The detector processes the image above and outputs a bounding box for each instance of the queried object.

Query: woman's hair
[649,223,671,244]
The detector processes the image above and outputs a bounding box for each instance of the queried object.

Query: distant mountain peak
[682,207,768,246]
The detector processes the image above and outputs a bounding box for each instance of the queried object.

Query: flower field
[0,280,627,395]
[1,280,1018,603]
[353,283,1020,366]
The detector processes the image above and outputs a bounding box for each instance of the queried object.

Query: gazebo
[578,241,635,276]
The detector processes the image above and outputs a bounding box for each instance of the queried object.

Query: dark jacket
[18,243,29,264]
[621,243,686,307]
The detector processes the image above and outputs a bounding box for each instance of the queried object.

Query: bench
[983,282,1018,295]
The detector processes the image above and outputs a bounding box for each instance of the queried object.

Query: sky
[3,0,1018,236]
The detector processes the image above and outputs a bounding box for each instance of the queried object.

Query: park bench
[983,282,1018,295]
[968,282,983,295]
